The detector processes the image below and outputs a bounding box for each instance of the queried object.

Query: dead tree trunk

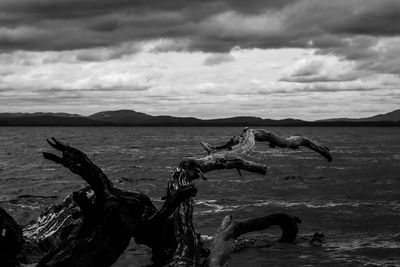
[0,128,331,266]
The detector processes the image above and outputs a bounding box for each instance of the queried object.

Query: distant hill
[90,110,203,125]
[89,110,152,123]
[0,112,82,118]
[150,115,203,126]
[361,109,400,121]
[318,109,400,122]
[202,117,307,126]
[205,116,266,126]
[0,115,107,126]
[89,112,307,126]
[0,120,10,126]
[0,109,399,126]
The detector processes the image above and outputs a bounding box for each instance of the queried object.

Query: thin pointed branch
[43,137,114,202]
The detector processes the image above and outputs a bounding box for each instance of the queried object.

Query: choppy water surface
[0,127,399,266]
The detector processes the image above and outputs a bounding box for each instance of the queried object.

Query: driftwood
[40,138,198,266]
[170,128,330,266]
[0,128,332,266]
[201,128,331,162]
[207,213,301,267]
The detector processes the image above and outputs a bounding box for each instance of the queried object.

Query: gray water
[0,127,399,266]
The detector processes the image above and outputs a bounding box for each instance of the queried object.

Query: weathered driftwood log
[37,138,195,266]
[0,138,195,266]
[207,213,301,267]
[0,127,332,267]
[34,139,146,266]
[201,128,332,162]
[164,127,332,266]
[164,129,264,266]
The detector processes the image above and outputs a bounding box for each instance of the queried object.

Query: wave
[194,199,400,215]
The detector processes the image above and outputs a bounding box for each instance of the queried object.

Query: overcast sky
[1,0,399,119]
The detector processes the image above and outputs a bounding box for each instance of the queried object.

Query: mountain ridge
[0,109,399,126]
[317,109,400,122]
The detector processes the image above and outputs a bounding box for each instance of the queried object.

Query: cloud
[0,49,158,92]
[203,53,234,65]
[148,39,190,53]
[75,42,141,62]
[298,82,381,93]
[329,0,400,36]
[1,0,398,87]
[0,26,50,50]
[361,37,400,75]
[1,0,400,56]
[280,55,358,83]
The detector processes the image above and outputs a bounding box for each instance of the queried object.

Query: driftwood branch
[201,128,332,162]
[252,129,332,162]
[164,127,331,266]
[186,127,332,182]
[208,213,301,267]
[43,138,114,203]
[162,129,264,266]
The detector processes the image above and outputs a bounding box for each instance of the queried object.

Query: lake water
[0,127,399,266]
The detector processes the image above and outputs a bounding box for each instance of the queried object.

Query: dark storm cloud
[0,0,315,51]
[1,0,400,58]
[329,1,400,36]
[0,0,296,21]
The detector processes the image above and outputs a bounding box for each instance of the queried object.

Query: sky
[0,0,399,120]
